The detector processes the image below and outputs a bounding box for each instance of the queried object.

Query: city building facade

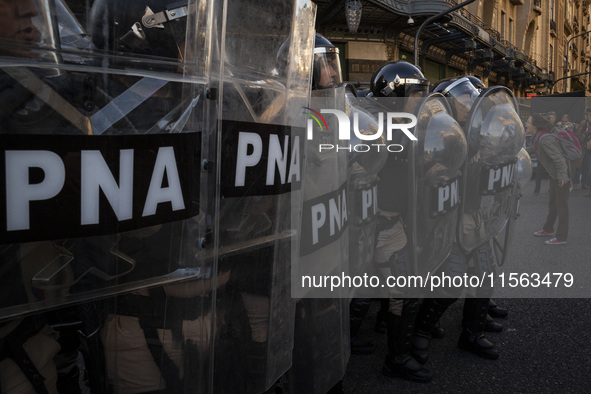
[314,0,591,96]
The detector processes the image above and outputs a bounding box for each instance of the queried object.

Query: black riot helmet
[90,0,188,62]
[369,61,430,98]
[312,34,343,90]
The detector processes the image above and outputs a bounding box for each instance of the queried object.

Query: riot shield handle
[32,242,136,289]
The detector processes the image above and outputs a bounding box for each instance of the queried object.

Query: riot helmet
[433,77,479,124]
[369,61,430,98]
[90,0,188,62]
[312,34,342,89]
[463,75,486,92]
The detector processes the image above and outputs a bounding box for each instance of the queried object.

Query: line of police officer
[0,0,531,390]
[307,36,529,384]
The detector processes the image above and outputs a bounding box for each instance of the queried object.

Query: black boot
[410,330,431,365]
[411,298,456,364]
[382,301,432,383]
[431,320,445,339]
[458,329,499,360]
[488,299,509,318]
[484,314,503,333]
[349,298,374,355]
[374,298,388,333]
[459,298,499,360]
[245,341,270,392]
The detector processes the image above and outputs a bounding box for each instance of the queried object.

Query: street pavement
[343,176,591,393]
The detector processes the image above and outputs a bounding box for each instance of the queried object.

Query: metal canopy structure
[314,0,552,89]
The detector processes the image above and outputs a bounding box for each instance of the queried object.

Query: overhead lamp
[408,16,415,25]
[346,0,362,33]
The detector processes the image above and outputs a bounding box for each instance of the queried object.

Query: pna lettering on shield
[234,131,300,187]
[5,147,184,231]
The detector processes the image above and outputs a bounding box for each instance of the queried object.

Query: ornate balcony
[565,20,573,36]
[533,0,542,15]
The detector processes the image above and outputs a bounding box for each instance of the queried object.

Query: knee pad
[387,298,418,316]
[430,245,468,299]
[468,242,496,298]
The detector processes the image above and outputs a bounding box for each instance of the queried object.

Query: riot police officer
[285,33,352,394]
[412,76,524,364]
[88,2,216,392]
[0,1,103,392]
[311,34,342,90]
[368,61,432,382]
[461,76,509,331]
[3,1,317,393]
[411,77,498,364]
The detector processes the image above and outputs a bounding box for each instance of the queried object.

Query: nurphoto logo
[303,107,417,152]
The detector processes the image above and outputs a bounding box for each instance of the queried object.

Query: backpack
[533,127,582,162]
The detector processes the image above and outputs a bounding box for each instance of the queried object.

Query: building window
[550,0,554,21]
[549,44,554,72]
[501,11,506,40]
[509,18,514,42]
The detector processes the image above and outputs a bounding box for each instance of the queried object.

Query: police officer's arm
[163,270,232,298]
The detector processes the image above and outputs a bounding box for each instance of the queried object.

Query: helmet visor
[405,82,430,98]
[440,77,479,122]
[313,47,342,89]
[441,78,479,105]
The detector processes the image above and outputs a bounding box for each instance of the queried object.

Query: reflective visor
[313,47,342,89]
[406,83,429,98]
[441,77,480,103]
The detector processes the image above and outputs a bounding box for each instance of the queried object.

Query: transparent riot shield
[283,85,350,394]
[492,147,532,267]
[345,89,387,279]
[409,93,468,277]
[1,0,214,392]
[207,0,315,392]
[457,86,524,254]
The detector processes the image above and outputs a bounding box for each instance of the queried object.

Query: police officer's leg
[411,298,457,364]
[374,298,389,333]
[382,298,432,383]
[458,243,499,360]
[240,291,271,390]
[373,220,431,381]
[0,318,61,394]
[458,298,499,359]
[411,245,466,364]
[349,298,374,355]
